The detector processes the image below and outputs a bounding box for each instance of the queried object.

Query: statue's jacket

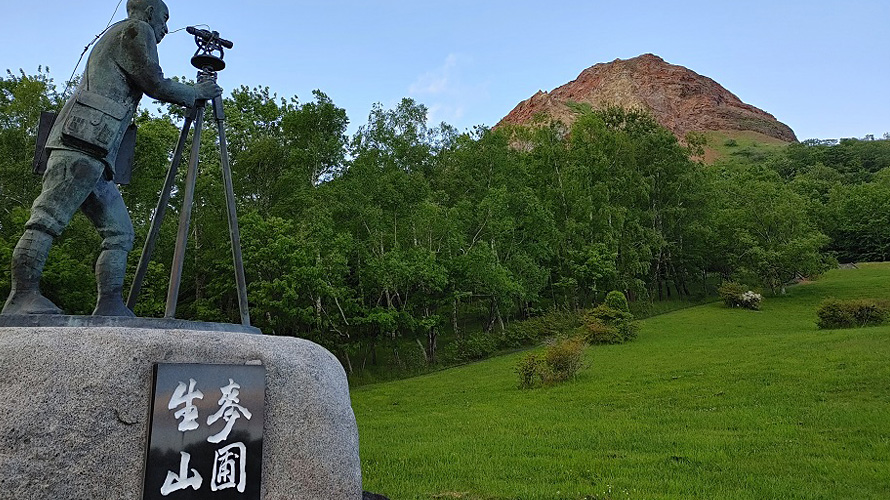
[46,18,196,179]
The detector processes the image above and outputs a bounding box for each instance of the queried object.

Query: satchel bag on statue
[60,90,129,158]
[34,111,137,185]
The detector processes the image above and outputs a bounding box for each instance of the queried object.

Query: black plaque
[143,364,265,499]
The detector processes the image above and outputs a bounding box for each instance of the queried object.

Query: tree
[711,163,832,294]
[824,174,890,262]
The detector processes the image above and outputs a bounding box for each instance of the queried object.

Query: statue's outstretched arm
[119,21,197,108]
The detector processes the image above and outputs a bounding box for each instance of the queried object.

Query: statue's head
[127,0,169,44]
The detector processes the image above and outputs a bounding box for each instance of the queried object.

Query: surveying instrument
[127,27,251,327]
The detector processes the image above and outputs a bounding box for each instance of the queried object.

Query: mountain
[498,53,797,144]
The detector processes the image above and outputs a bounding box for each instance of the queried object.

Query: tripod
[127,28,250,327]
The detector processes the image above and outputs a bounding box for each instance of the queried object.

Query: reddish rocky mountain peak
[499,54,797,143]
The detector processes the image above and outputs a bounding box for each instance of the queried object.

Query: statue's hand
[195,81,223,101]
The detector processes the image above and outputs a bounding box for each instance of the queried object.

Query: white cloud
[409,54,459,95]
[408,54,487,127]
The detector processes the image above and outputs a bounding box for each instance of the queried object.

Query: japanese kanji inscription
[143,364,265,499]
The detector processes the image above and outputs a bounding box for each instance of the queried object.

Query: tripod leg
[127,111,196,311]
[212,95,251,327]
[165,102,206,319]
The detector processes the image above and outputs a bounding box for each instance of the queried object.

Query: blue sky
[4,1,888,140]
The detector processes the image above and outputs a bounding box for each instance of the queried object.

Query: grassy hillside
[352,264,890,499]
[700,129,791,164]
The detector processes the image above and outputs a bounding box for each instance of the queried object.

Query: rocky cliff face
[499,54,797,143]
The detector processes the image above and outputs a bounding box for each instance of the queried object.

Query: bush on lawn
[718,281,762,310]
[447,331,498,363]
[816,298,889,329]
[501,309,581,348]
[581,304,638,344]
[517,337,587,389]
[604,290,630,312]
[516,353,543,389]
[543,337,587,383]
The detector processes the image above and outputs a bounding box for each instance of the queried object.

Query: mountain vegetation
[1,68,889,379]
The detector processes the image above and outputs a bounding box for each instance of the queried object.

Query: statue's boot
[93,249,135,317]
[2,229,63,315]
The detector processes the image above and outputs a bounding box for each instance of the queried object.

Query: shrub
[718,281,746,307]
[718,281,762,310]
[517,337,587,389]
[543,337,587,383]
[738,291,763,310]
[580,318,623,345]
[604,290,630,312]
[516,353,543,389]
[500,322,539,349]
[817,298,890,329]
[581,305,638,344]
[724,138,738,147]
[449,332,497,362]
[500,309,582,349]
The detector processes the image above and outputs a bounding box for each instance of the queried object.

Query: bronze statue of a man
[2,0,221,317]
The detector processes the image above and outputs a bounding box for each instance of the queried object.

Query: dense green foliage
[1,69,888,376]
[353,264,890,499]
[816,297,889,329]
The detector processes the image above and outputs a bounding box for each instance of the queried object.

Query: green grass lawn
[352,264,890,499]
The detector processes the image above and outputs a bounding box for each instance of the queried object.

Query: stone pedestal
[0,321,362,499]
